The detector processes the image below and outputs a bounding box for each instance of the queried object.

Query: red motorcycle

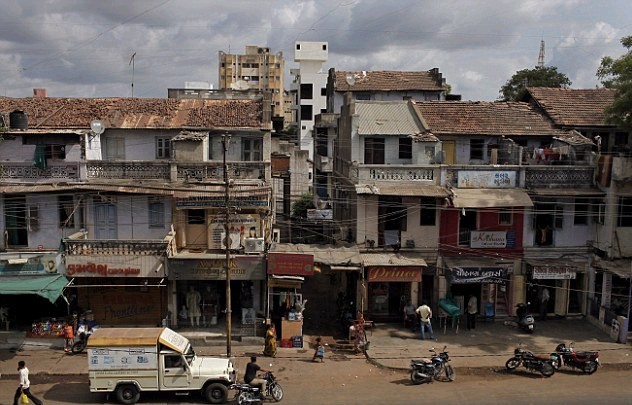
[550,342,599,374]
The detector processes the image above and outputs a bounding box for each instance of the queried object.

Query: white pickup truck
[87,327,236,404]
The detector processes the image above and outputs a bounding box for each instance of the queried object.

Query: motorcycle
[231,371,283,404]
[550,342,599,374]
[68,326,94,355]
[504,303,535,333]
[505,344,556,377]
[410,346,455,384]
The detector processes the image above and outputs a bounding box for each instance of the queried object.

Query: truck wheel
[203,383,227,404]
[115,384,140,405]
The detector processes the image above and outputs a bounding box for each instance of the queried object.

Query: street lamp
[223,133,232,357]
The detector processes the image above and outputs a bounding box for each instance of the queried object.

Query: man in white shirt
[13,360,43,405]
[415,302,435,340]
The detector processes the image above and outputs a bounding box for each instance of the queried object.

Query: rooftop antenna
[537,40,545,68]
[129,52,137,97]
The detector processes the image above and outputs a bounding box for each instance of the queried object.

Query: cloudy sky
[0,0,629,101]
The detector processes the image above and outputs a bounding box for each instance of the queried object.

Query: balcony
[348,162,437,184]
[63,230,177,256]
[0,160,269,183]
[314,155,333,173]
[444,165,595,189]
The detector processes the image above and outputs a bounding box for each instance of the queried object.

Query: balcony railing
[349,163,437,184]
[63,239,172,256]
[524,166,595,188]
[0,160,269,183]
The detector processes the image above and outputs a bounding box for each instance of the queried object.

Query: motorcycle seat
[534,354,551,361]
[575,351,598,359]
[411,359,433,364]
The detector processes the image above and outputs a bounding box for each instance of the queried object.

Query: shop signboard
[0,254,60,275]
[532,265,577,280]
[450,267,509,284]
[367,267,422,282]
[170,256,266,280]
[64,255,165,277]
[267,253,313,276]
[470,231,509,248]
[457,170,516,188]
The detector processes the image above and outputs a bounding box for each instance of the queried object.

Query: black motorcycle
[550,342,600,374]
[410,346,455,384]
[231,371,283,404]
[69,330,92,354]
[506,345,556,377]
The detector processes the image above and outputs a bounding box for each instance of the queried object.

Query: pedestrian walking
[467,295,478,330]
[415,302,435,340]
[13,360,43,405]
[539,287,550,321]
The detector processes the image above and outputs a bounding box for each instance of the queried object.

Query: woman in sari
[263,323,277,357]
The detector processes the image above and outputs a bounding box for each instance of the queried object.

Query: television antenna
[345,73,355,86]
[129,52,137,97]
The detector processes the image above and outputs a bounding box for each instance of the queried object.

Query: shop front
[267,252,314,348]
[63,254,167,327]
[362,253,427,322]
[169,255,266,330]
[525,260,585,317]
[0,253,69,332]
[442,257,514,319]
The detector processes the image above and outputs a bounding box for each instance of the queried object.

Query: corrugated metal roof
[361,253,427,267]
[451,188,533,208]
[356,101,422,136]
[269,244,361,266]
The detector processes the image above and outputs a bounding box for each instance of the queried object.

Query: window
[425,146,436,161]
[242,138,262,161]
[45,145,66,160]
[554,205,564,228]
[156,137,172,159]
[355,93,370,101]
[470,139,484,160]
[320,88,327,96]
[59,195,75,228]
[187,209,205,225]
[574,201,588,225]
[618,197,632,227]
[105,137,125,160]
[399,138,412,159]
[300,83,313,99]
[419,198,436,226]
[322,44,327,51]
[499,210,513,225]
[300,105,313,121]
[148,197,165,228]
[364,137,385,164]
[296,44,301,50]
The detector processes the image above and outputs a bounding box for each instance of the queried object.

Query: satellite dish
[90,120,105,135]
[345,73,355,86]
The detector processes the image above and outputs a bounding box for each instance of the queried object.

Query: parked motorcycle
[231,371,283,404]
[505,344,556,377]
[550,342,599,374]
[410,346,455,384]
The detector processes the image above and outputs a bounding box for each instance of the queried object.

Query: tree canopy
[499,66,572,101]
[291,192,315,218]
[597,35,632,129]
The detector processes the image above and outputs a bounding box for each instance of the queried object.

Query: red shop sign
[368,266,422,282]
[267,253,314,276]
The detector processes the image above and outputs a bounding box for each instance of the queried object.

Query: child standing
[63,321,74,352]
[313,337,325,362]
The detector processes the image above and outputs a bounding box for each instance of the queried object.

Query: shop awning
[0,274,69,303]
[593,258,632,279]
[268,275,304,288]
[269,244,362,267]
[361,253,427,267]
[451,188,533,208]
[355,184,448,197]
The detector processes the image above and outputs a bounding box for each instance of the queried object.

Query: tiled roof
[334,70,444,92]
[355,101,424,135]
[525,87,616,127]
[413,101,563,136]
[0,97,265,129]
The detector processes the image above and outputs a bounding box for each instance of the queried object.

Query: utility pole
[223,133,232,357]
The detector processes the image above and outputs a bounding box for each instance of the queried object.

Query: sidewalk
[0,318,630,377]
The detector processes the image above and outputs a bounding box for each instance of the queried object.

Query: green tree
[499,66,572,101]
[291,192,315,218]
[597,35,632,129]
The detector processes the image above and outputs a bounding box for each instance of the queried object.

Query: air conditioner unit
[244,238,265,253]
[220,232,241,250]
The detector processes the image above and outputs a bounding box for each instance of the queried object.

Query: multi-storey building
[523,87,631,340]
[415,100,599,320]
[218,45,285,126]
[0,95,272,330]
